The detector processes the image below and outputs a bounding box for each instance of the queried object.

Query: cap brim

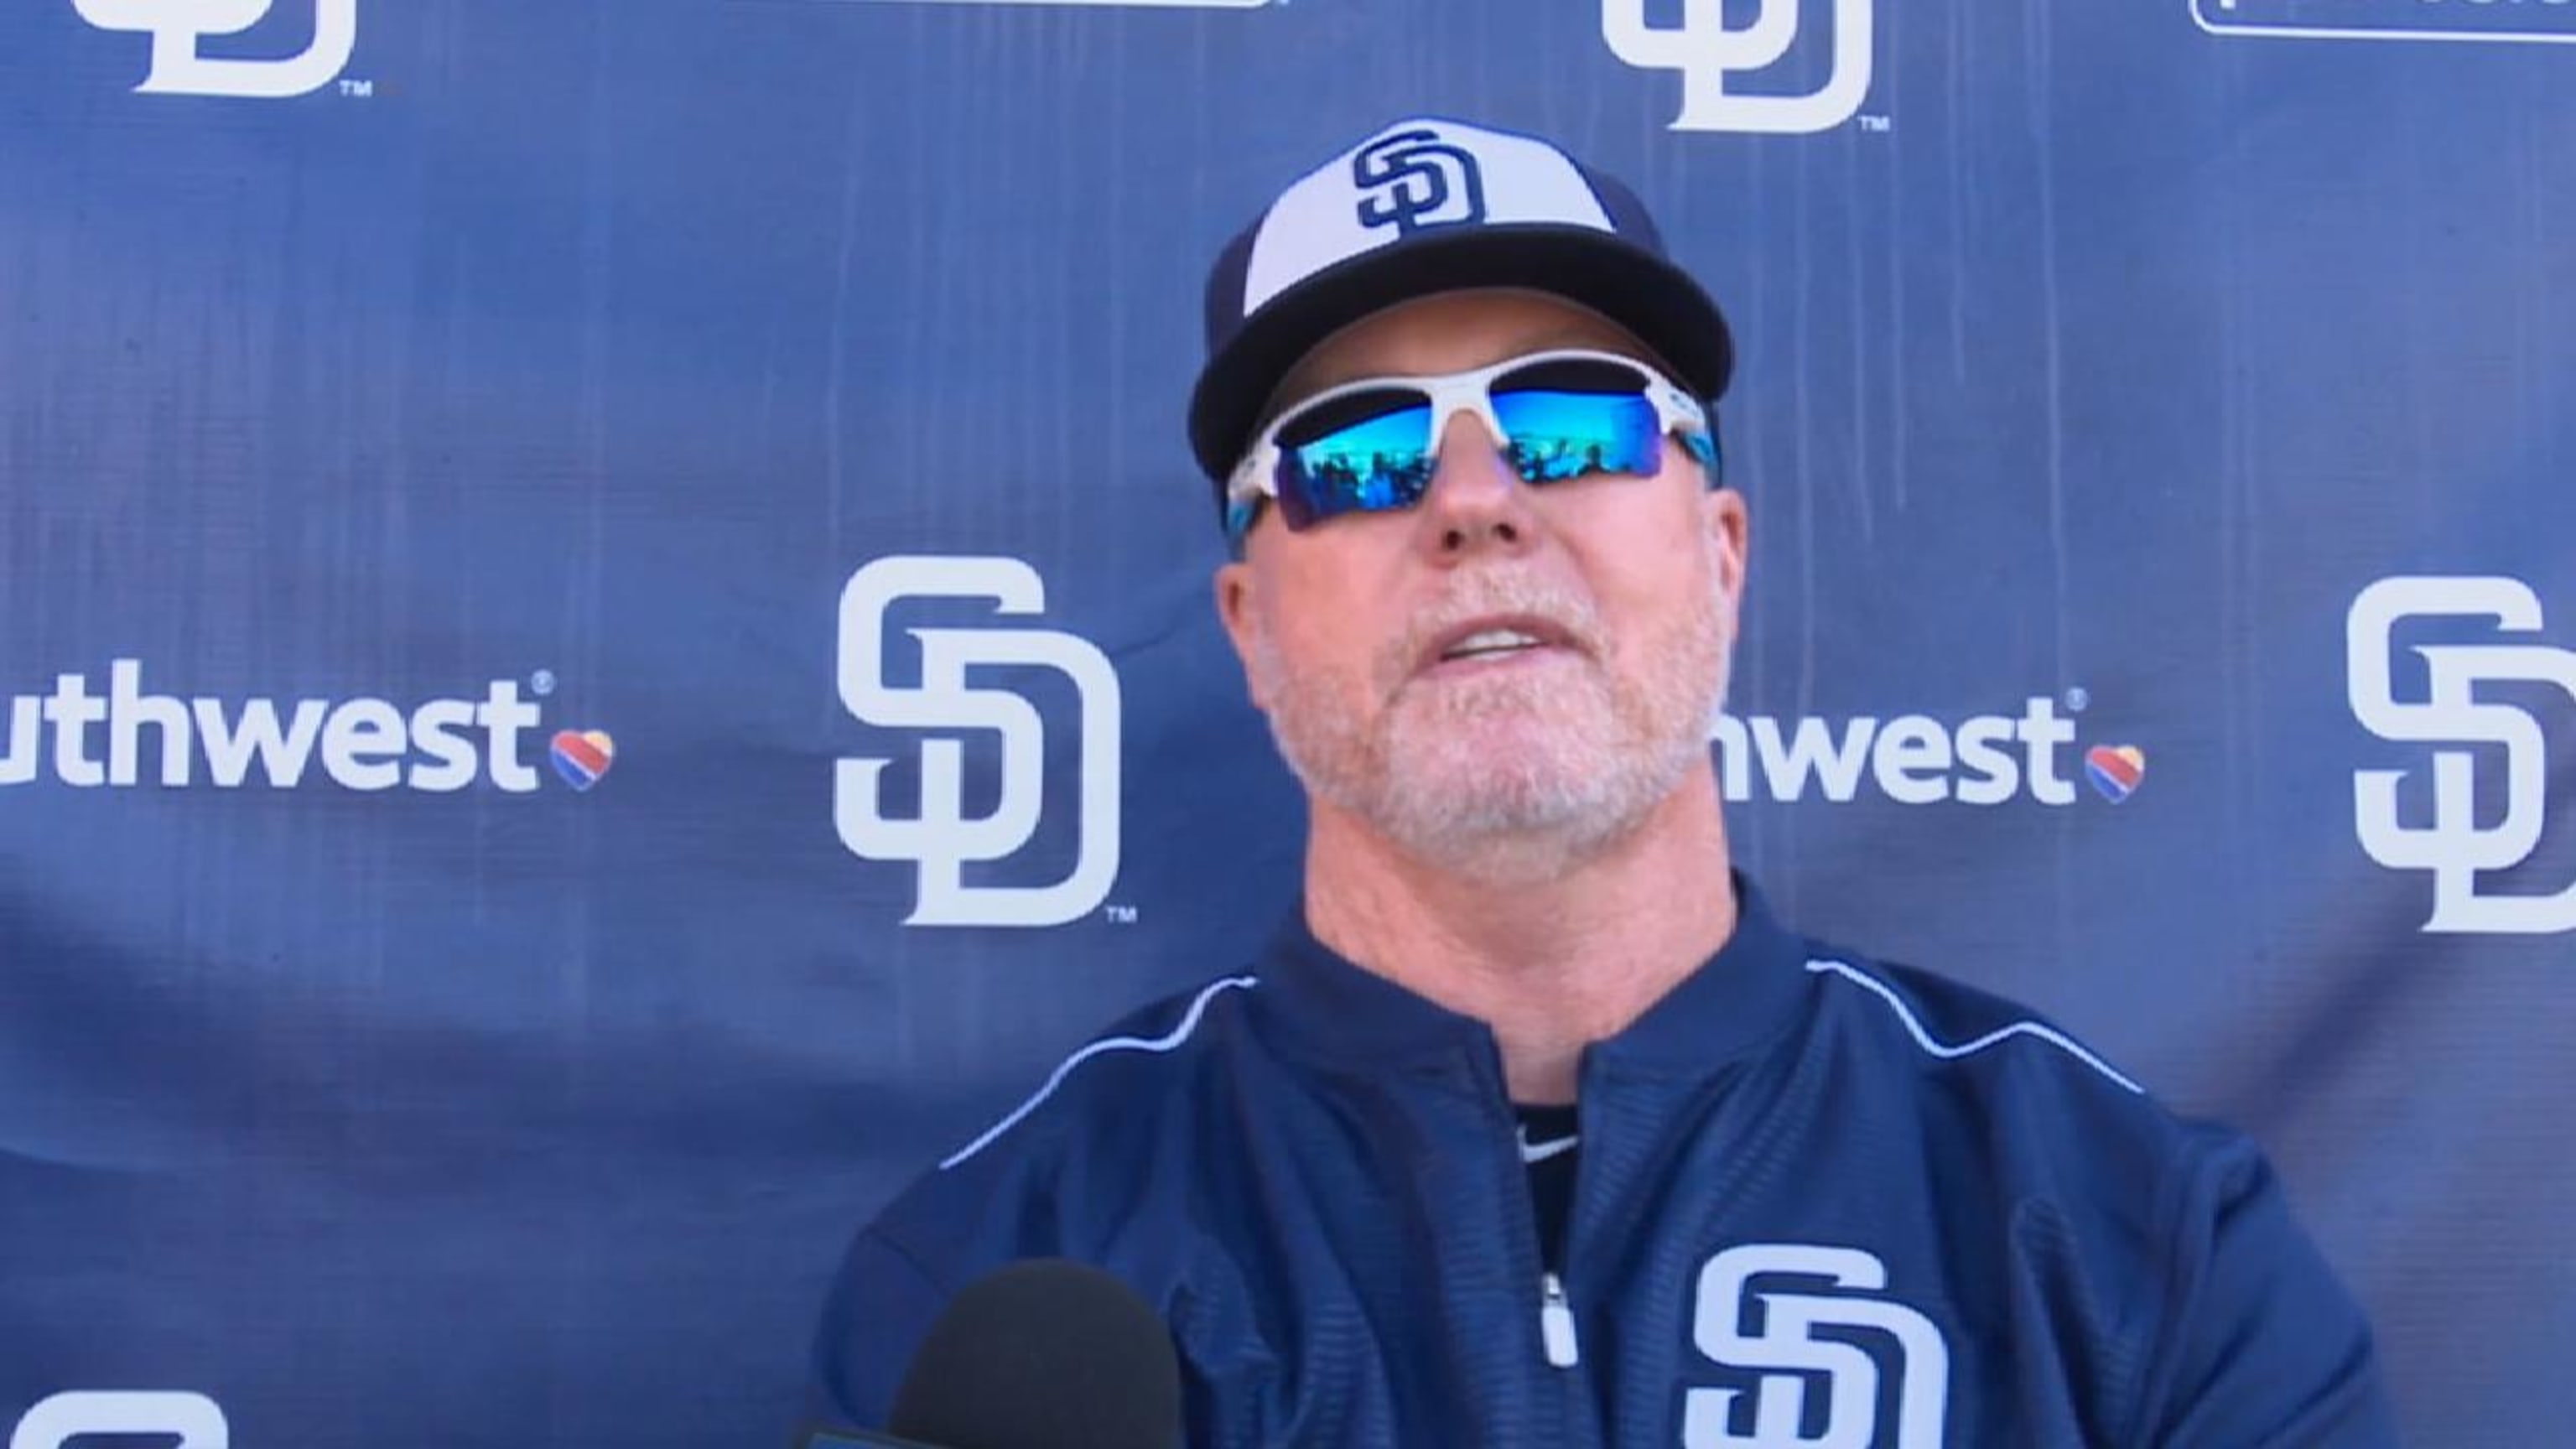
[1187,225,1735,488]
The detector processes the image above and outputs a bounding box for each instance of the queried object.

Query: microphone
[802,1259,1183,1449]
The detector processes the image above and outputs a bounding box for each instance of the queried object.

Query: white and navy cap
[1187,116,1735,504]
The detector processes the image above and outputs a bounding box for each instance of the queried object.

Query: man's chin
[1372,797,1644,886]
[1399,701,1623,771]
[1371,752,1639,857]
[1399,665,1590,720]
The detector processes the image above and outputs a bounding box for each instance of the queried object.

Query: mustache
[1381,571,1607,688]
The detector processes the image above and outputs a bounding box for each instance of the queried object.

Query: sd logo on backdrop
[70,0,356,97]
[11,1393,226,1449]
[1605,0,1876,134]
[835,557,1122,930]
[2350,575,2576,935]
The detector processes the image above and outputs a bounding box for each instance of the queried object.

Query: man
[810,117,2395,1447]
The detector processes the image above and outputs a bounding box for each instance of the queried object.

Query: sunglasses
[1225,348,1720,539]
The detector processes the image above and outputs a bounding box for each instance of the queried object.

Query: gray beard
[1249,566,1734,885]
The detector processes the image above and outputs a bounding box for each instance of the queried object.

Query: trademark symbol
[1857,114,1893,133]
[1103,904,1140,926]
[338,77,374,98]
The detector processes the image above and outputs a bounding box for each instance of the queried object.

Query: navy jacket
[810,881,2395,1446]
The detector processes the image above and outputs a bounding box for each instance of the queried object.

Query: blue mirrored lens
[1275,402,1436,529]
[1492,389,1661,485]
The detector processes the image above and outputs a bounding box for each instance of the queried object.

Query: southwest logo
[0,659,603,794]
[1711,697,2147,807]
[549,730,615,792]
[2085,745,2147,803]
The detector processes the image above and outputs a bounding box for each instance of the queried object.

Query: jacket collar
[1253,872,1817,1083]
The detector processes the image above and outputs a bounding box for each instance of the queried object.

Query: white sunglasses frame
[1223,347,1715,538]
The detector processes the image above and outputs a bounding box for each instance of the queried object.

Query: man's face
[1214,289,1751,877]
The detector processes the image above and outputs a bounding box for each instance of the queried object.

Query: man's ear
[1704,486,1750,605]
[1214,559,1270,710]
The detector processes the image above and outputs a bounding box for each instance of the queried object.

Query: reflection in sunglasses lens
[1280,403,1436,527]
[1494,390,1659,486]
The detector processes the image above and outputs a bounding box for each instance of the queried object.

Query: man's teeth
[1442,629,1542,660]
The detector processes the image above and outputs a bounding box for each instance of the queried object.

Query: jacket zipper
[1538,1139,1604,1449]
[1476,1046,1602,1447]
[1540,1270,1581,1367]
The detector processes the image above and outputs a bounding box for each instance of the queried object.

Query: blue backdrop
[4,1,2572,1444]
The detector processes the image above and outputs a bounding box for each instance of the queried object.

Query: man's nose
[1415,409,1535,559]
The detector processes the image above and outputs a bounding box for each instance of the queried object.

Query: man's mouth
[1439,627,1547,662]
[1419,615,1581,674]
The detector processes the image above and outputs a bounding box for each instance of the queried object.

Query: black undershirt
[1512,1104,1581,1275]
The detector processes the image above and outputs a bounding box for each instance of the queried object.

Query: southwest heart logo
[2085,745,2145,803]
[549,730,615,792]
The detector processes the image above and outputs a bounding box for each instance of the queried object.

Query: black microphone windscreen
[887,1259,1182,1449]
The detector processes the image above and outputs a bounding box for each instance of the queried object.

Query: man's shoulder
[1796,941,2152,1099]
[1763,937,2389,1443]
[1786,939,2232,1180]
[975,968,1262,1146]
[1785,939,2287,1281]
[865,971,1267,1237]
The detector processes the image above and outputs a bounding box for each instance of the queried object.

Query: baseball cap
[1187,116,1735,512]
